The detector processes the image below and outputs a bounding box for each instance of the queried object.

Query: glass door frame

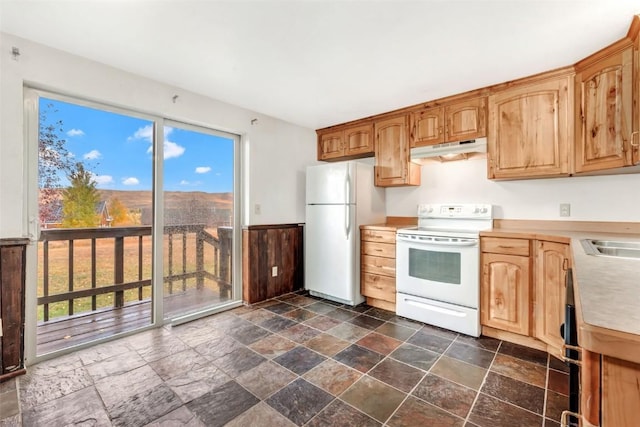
[23,87,243,364]
[160,119,243,326]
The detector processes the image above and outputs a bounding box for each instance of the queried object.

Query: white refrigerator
[305,161,385,306]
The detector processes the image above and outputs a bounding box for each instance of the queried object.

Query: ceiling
[1,1,639,130]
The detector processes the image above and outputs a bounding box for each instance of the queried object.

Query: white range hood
[411,137,487,160]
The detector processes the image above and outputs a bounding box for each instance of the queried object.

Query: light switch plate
[560,203,571,217]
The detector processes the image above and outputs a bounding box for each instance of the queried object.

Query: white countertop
[570,233,640,336]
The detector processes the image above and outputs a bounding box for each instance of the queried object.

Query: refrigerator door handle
[345,204,350,238]
[344,167,351,205]
[344,168,351,238]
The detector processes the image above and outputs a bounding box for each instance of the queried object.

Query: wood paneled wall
[242,224,304,304]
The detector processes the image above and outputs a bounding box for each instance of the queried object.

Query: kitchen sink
[581,239,640,260]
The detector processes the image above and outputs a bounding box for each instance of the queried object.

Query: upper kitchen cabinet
[410,97,487,147]
[633,16,640,166]
[374,115,421,187]
[488,72,572,179]
[410,107,444,146]
[317,122,375,161]
[574,40,637,173]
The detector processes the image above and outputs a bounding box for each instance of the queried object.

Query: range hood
[411,137,487,160]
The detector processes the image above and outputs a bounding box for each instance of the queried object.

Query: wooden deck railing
[38,225,232,322]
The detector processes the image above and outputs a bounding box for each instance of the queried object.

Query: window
[25,89,241,359]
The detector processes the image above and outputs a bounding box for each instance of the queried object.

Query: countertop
[481,226,640,363]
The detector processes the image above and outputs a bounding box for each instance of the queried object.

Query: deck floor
[37,285,231,354]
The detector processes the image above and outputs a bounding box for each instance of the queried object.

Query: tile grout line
[379,329,462,426]
[462,339,502,426]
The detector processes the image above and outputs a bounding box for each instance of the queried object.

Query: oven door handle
[397,235,478,246]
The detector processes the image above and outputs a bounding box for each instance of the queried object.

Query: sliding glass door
[33,95,154,355]
[161,121,238,320]
[25,89,241,359]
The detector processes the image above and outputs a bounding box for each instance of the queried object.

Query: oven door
[396,233,480,308]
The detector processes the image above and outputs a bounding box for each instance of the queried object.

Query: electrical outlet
[271,266,278,277]
[254,204,261,215]
[560,203,571,217]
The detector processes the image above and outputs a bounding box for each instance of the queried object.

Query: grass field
[37,227,226,321]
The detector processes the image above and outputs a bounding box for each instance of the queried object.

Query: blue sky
[40,97,234,193]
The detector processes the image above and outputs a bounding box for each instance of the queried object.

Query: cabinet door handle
[560,410,582,427]
[560,344,582,366]
[631,131,639,147]
[562,258,569,271]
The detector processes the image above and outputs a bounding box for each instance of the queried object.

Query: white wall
[0,33,317,238]
[386,156,640,221]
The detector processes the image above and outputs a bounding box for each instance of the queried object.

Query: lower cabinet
[481,238,531,335]
[242,224,304,304]
[360,226,396,311]
[480,236,571,355]
[579,350,640,426]
[0,238,28,382]
[534,240,570,354]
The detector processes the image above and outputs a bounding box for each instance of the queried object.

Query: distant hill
[97,189,233,212]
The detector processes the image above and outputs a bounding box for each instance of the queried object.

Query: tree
[61,163,100,228]
[38,104,77,224]
[108,197,129,226]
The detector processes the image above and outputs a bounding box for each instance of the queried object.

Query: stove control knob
[473,206,480,213]
[427,207,433,213]
[480,207,488,213]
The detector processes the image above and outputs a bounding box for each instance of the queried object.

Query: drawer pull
[560,410,581,427]
[560,344,582,366]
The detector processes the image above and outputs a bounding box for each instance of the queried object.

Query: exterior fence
[38,224,232,322]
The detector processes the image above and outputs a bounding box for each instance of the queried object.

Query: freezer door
[306,162,355,205]
[305,204,358,303]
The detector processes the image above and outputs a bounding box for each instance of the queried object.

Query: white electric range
[395,204,493,337]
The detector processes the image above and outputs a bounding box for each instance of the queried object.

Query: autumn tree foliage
[107,197,129,226]
[38,104,77,225]
[61,163,100,228]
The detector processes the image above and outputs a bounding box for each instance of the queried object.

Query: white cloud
[180,180,190,185]
[83,149,101,160]
[129,125,173,142]
[179,180,202,187]
[146,140,185,159]
[122,177,140,186]
[67,128,85,137]
[133,125,185,159]
[195,166,211,174]
[163,141,185,159]
[92,174,113,186]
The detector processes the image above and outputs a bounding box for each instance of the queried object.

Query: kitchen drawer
[481,237,530,256]
[362,254,396,277]
[361,229,396,244]
[362,241,395,258]
[361,272,396,302]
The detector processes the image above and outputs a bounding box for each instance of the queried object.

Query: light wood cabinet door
[317,129,344,161]
[575,44,635,172]
[534,241,570,352]
[601,356,640,426]
[488,76,571,179]
[481,252,531,335]
[374,115,420,187]
[445,97,487,142]
[410,107,444,147]
[344,123,374,157]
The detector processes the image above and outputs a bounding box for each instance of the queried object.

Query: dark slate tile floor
[1,290,570,426]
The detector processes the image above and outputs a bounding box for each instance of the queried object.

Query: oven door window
[408,248,461,285]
